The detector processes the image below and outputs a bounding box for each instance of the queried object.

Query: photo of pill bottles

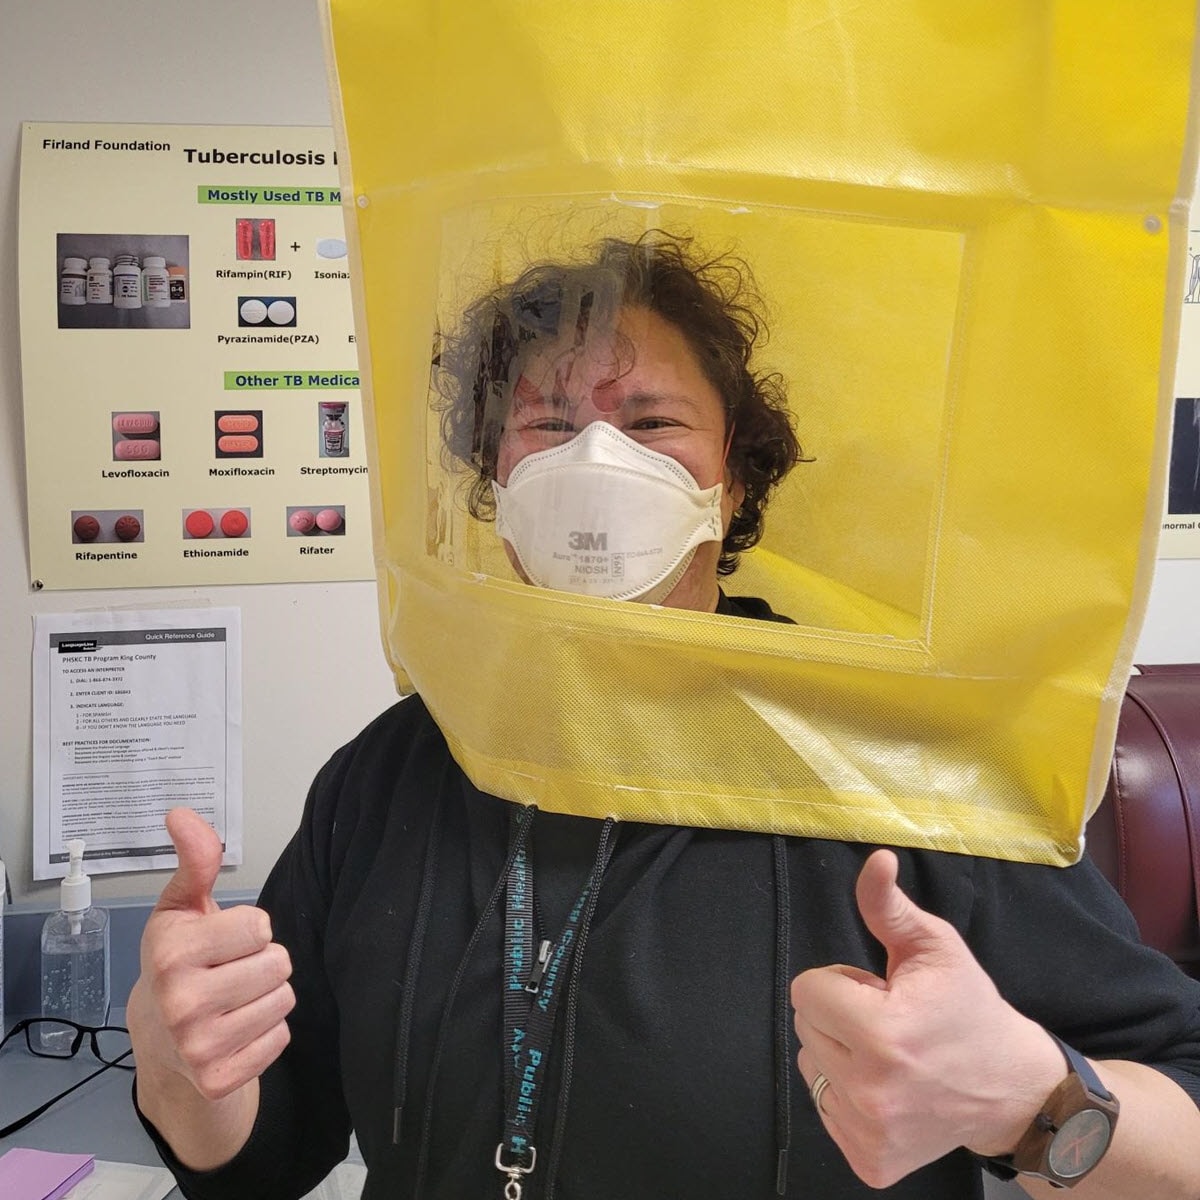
[286,505,346,536]
[56,234,190,330]
[182,507,252,539]
[318,401,349,458]
[235,218,276,261]
[214,411,263,458]
[70,509,145,544]
[111,411,161,462]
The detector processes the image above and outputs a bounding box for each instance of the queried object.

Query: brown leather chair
[1085,664,1200,980]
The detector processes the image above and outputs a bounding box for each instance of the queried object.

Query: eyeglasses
[0,1019,134,1138]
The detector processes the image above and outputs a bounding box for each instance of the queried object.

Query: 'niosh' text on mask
[493,422,724,604]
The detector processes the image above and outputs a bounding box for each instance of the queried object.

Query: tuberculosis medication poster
[18,123,372,589]
[32,607,242,879]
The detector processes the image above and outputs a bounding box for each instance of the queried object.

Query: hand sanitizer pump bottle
[40,839,110,1052]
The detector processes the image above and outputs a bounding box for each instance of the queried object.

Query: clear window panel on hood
[425,198,965,640]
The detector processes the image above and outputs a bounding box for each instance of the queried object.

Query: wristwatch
[979,1034,1120,1189]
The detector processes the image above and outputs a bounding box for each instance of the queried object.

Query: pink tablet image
[217,434,259,454]
[289,509,316,533]
[316,508,343,532]
[220,509,249,537]
[217,413,259,434]
[184,510,215,538]
[112,412,159,435]
[114,438,161,461]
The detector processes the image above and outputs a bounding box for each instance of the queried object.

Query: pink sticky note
[0,1148,95,1200]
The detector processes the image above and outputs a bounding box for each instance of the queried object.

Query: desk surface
[0,1011,179,1195]
[0,1011,373,1200]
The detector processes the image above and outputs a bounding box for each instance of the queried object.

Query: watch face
[1047,1108,1113,1179]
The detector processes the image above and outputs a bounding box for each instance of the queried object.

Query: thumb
[156,807,222,915]
[855,849,949,978]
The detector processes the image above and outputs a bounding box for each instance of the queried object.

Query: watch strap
[1052,1035,1115,1103]
[978,1034,1119,1188]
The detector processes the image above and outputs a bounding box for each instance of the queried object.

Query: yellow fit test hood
[321,0,1198,865]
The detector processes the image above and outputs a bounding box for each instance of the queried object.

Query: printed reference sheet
[32,607,242,879]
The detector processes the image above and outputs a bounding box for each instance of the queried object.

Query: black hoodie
[140,603,1200,1200]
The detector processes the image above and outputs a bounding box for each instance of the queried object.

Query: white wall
[1133,557,1200,662]
[3,1,1199,906]
[0,0,398,904]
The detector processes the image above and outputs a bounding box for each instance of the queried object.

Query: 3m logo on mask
[492,422,723,601]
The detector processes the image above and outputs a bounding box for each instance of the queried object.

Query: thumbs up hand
[790,850,1063,1189]
[127,808,295,1105]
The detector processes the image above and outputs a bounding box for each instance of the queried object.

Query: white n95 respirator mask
[492,421,725,603]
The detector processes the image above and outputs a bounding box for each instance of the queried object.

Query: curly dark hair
[434,230,804,575]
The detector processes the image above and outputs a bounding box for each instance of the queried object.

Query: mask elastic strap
[721,420,737,488]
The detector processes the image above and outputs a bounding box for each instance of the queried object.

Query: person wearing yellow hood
[130,233,1200,1199]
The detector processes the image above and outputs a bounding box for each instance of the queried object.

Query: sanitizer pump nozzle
[61,839,91,935]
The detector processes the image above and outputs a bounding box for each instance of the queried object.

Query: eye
[629,416,681,431]
[525,417,576,433]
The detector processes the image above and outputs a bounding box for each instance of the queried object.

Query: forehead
[510,306,723,415]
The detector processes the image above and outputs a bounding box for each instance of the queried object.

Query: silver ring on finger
[809,1071,832,1115]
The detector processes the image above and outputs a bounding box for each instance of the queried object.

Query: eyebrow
[508,391,700,420]
[619,389,704,415]
[509,377,705,417]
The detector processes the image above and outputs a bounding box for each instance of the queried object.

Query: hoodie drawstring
[772,834,793,1195]
[390,792,445,1147]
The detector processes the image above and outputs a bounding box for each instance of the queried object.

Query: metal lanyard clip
[524,939,553,994]
[495,1142,537,1200]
